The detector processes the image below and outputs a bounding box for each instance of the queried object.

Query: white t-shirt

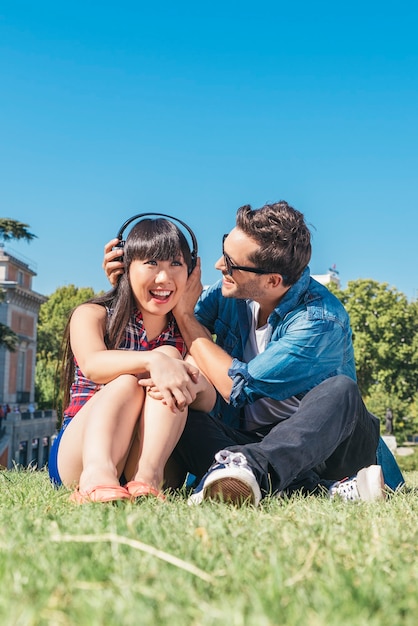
[243,301,300,431]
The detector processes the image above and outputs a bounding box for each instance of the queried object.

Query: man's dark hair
[235,201,312,285]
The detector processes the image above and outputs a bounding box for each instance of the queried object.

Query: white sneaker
[329,465,386,502]
[188,450,262,507]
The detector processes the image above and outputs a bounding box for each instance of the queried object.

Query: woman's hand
[137,351,200,413]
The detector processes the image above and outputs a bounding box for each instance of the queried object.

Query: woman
[48,217,215,503]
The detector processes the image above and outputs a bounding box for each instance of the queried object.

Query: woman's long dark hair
[60,218,193,413]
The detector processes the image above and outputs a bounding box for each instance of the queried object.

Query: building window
[42,437,50,467]
[19,440,28,466]
[17,349,26,395]
[30,438,39,466]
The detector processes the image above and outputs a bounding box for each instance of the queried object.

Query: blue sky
[1,1,417,300]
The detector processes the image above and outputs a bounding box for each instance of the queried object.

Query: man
[104,201,404,505]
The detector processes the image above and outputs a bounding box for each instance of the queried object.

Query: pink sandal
[125,481,166,501]
[70,484,131,504]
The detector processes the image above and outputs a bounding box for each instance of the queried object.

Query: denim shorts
[48,418,71,487]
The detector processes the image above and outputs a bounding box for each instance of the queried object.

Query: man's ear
[265,273,284,289]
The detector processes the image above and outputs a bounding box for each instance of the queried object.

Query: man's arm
[173,259,234,402]
[176,312,234,402]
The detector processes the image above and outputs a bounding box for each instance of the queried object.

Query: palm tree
[0,218,36,242]
[0,218,37,350]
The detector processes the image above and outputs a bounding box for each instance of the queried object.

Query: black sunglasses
[222,234,272,276]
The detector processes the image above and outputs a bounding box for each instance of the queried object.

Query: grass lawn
[1,453,417,626]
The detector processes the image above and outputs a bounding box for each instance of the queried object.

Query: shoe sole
[356,465,386,501]
[204,477,256,505]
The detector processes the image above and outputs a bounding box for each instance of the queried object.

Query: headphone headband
[115,212,198,271]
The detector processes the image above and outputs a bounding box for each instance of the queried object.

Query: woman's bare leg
[123,347,215,492]
[126,393,188,490]
[124,346,188,490]
[57,374,144,492]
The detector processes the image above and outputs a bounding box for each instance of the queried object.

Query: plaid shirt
[64,308,186,419]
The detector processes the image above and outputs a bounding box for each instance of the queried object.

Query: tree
[0,218,37,350]
[329,280,417,399]
[329,279,418,439]
[35,285,97,412]
[0,315,18,351]
[0,218,36,242]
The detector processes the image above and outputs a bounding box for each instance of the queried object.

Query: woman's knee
[101,375,145,414]
[153,345,183,360]
[106,373,144,397]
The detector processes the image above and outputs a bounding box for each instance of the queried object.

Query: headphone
[114,212,198,272]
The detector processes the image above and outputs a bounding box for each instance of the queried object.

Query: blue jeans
[172,376,404,495]
[48,418,71,487]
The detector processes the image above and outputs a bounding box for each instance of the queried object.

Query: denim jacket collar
[268,266,311,322]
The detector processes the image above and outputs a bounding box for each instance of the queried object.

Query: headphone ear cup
[112,240,125,262]
[190,251,197,271]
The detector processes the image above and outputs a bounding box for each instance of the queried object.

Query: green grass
[1,456,417,626]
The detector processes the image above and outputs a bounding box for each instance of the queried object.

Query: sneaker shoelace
[331,477,359,500]
[215,450,249,468]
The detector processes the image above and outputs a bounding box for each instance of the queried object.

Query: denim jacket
[195,267,356,426]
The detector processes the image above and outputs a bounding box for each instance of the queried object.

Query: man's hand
[173,258,203,319]
[137,352,200,413]
[171,256,234,402]
[103,238,125,287]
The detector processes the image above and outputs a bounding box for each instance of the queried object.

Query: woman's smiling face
[129,255,188,317]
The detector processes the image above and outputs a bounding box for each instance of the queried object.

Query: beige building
[312,266,341,289]
[0,243,56,469]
